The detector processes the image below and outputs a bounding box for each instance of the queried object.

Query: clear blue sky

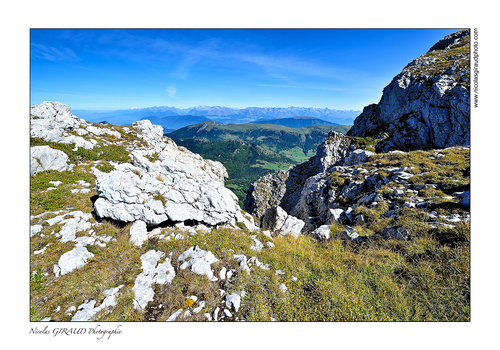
[30,28,461,111]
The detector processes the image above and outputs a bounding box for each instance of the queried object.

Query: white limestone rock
[342,226,363,243]
[31,225,43,237]
[166,309,184,321]
[223,309,233,318]
[327,208,344,223]
[71,285,124,321]
[30,146,71,175]
[129,220,148,246]
[235,210,259,231]
[55,246,94,276]
[94,147,240,226]
[249,235,264,252]
[342,149,375,167]
[234,254,251,273]
[261,205,288,231]
[225,293,242,312]
[54,211,93,243]
[178,246,219,281]
[248,256,270,270]
[133,250,175,310]
[31,101,95,150]
[279,215,305,238]
[312,225,331,240]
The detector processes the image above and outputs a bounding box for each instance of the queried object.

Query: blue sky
[30,28,461,111]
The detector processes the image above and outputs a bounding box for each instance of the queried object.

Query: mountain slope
[347,29,470,152]
[169,121,351,163]
[30,101,470,322]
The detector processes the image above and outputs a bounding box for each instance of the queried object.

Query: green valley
[168,121,351,161]
[172,138,296,206]
[170,122,352,205]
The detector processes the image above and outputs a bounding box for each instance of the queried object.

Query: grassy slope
[169,121,351,158]
[31,125,470,321]
[236,146,470,321]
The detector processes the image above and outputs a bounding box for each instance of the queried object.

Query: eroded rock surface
[93,121,240,226]
[244,131,353,220]
[347,29,470,152]
[31,146,72,175]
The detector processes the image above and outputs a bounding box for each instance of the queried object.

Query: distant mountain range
[254,116,338,128]
[73,106,360,129]
[139,115,212,133]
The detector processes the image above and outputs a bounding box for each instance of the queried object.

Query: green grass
[30,201,469,322]
[366,147,470,198]
[31,137,131,164]
[235,225,469,321]
[96,161,115,173]
[169,122,351,157]
[30,166,96,216]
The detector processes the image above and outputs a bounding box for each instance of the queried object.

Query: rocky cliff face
[347,29,470,152]
[244,131,354,219]
[245,30,470,233]
[30,101,245,229]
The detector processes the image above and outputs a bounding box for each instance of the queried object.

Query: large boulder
[94,126,240,226]
[30,146,71,175]
[94,156,239,226]
[347,30,470,151]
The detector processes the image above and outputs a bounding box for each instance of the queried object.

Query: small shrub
[96,161,115,173]
[30,267,46,292]
[146,153,160,162]
[153,194,167,206]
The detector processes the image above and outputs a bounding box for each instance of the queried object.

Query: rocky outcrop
[93,129,240,226]
[31,101,98,150]
[261,206,288,231]
[244,131,353,220]
[347,29,470,152]
[31,102,242,230]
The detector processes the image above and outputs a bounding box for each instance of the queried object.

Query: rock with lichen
[347,29,470,152]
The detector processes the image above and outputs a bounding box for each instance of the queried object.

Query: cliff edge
[347,29,470,152]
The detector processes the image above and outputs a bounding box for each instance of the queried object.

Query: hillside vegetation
[169,121,351,162]
[31,134,470,321]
